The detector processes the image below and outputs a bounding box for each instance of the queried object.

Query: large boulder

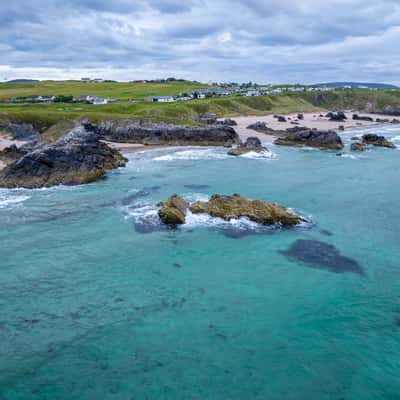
[274,129,344,150]
[353,114,373,122]
[326,112,346,121]
[0,127,127,188]
[189,194,301,226]
[228,137,269,156]
[158,195,189,225]
[362,134,396,148]
[351,142,366,151]
[218,118,237,126]
[87,120,239,147]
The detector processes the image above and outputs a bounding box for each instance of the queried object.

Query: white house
[147,96,175,103]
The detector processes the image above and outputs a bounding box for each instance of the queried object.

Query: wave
[153,148,228,161]
[0,193,30,209]
[239,150,277,159]
[393,135,400,142]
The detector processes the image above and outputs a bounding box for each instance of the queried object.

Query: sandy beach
[102,141,172,153]
[232,111,397,141]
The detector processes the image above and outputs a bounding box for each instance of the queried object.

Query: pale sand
[232,111,397,141]
[101,141,171,153]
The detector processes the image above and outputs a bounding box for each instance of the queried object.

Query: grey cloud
[1,0,400,83]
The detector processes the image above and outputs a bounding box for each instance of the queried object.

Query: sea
[1,125,399,399]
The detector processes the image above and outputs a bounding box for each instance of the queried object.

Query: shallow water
[1,126,400,399]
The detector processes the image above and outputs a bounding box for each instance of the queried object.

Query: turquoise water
[1,125,400,400]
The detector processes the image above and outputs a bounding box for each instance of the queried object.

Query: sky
[1,0,400,84]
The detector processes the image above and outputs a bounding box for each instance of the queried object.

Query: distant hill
[313,82,398,89]
[6,79,40,83]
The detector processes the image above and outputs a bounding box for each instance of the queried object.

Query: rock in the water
[228,137,269,156]
[353,114,373,122]
[375,118,390,123]
[362,134,396,148]
[351,142,366,151]
[189,194,301,226]
[280,239,364,275]
[274,129,344,150]
[0,126,127,188]
[86,120,239,147]
[326,112,347,121]
[158,195,188,225]
[297,113,304,120]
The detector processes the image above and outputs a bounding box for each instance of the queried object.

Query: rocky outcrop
[192,113,218,124]
[362,134,396,149]
[86,120,239,147]
[0,127,127,188]
[274,129,344,150]
[351,142,366,151]
[218,118,237,126]
[0,122,38,140]
[353,114,373,122]
[158,195,188,225]
[0,144,28,165]
[326,112,346,121]
[381,105,400,116]
[189,194,301,226]
[228,137,268,156]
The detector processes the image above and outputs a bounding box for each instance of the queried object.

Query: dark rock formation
[189,194,301,226]
[280,239,364,275]
[326,112,347,121]
[0,122,38,140]
[218,118,237,126]
[192,113,218,124]
[86,120,239,147]
[375,118,390,123]
[297,113,304,120]
[228,137,269,156]
[0,144,28,165]
[362,134,396,148]
[274,129,344,150]
[0,127,127,188]
[158,195,188,225]
[338,125,345,131]
[246,121,269,132]
[391,119,400,124]
[353,114,374,122]
[351,142,366,151]
[277,116,287,122]
[286,126,309,133]
[381,105,400,116]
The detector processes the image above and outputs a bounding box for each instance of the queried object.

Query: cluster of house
[8,94,116,105]
[146,85,337,103]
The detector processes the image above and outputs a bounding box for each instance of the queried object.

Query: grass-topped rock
[189,194,301,225]
[158,195,189,225]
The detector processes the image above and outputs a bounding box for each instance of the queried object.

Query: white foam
[393,135,400,142]
[239,150,277,159]
[154,148,228,161]
[0,193,30,209]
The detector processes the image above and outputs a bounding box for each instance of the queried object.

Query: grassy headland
[1,81,400,141]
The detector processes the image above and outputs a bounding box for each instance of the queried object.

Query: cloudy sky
[1,0,400,84]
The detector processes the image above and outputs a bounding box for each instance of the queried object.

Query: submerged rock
[158,195,189,225]
[87,120,239,147]
[351,142,366,151]
[274,129,344,150]
[362,134,396,148]
[228,137,268,156]
[280,239,364,275]
[189,194,301,226]
[0,127,127,188]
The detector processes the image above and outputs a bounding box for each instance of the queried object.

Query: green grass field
[1,81,400,138]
